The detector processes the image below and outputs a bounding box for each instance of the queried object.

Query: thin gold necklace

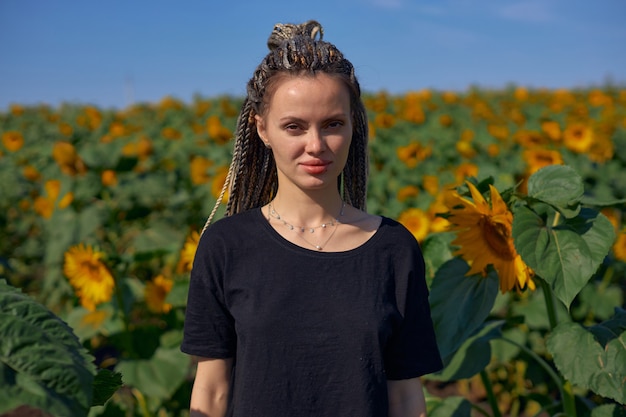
[267,202,346,251]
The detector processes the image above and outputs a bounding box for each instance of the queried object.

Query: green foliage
[526,164,584,218]
[116,346,190,402]
[427,395,473,417]
[0,280,121,416]
[547,320,626,404]
[513,165,616,309]
[2,88,625,416]
[92,370,124,407]
[429,258,499,364]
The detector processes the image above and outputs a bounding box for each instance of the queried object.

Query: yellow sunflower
[444,182,535,293]
[396,142,432,169]
[63,244,115,311]
[398,208,430,242]
[422,175,439,196]
[212,166,230,202]
[613,231,626,263]
[145,275,174,314]
[563,123,594,153]
[541,120,561,141]
[161,127,182,140]
[2,131,24,152]
[190,156,213,185]
[206,115,233,144]
[101,170,118,187]
[178,230,200,273]
[396,185,420,202]
[522,148,563,174]
[33,179,74,219]
[52,141,87,176]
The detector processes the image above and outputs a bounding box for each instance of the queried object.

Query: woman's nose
[305,129,326,154]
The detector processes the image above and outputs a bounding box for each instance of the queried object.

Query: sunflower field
[1,86,625,417]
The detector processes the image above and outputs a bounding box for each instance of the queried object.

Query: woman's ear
[255,115,270,148]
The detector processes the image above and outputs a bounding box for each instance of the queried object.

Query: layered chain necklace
[267,201,346,251]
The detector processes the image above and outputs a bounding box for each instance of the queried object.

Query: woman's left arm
[387,377,427,417]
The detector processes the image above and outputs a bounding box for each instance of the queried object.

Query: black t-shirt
[182,208,443,416]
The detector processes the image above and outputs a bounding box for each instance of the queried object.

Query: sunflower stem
[479,369,502,417]
[538,278,558,330]
[551,211,561,227]
[536,279,578,417]
[113,274,134,357]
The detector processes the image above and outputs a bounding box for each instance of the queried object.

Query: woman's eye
[327,121,344,129]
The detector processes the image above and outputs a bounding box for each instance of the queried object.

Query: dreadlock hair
[202,20,369,234]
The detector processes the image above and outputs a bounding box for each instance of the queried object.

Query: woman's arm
[387,377,428,417]
[190,357,233,417]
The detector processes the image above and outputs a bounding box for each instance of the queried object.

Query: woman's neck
[270,190,344,227]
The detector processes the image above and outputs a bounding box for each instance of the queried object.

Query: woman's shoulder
[197,208,263,246]
[208,208,259,231]
[379,215,418,241]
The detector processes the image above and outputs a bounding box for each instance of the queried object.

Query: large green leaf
[429,320,504,381]
[513,206,614,309]
[0,280,96,415]
[115,345,190,400]
[429,258,499,363]
[526,165,583,218]
[546,322,626,404]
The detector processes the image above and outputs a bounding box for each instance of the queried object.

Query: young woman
[182,20,443,417]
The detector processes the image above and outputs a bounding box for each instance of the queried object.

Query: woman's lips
[300,161,331,175]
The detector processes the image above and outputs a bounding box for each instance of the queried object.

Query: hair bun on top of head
[267,20,324,51]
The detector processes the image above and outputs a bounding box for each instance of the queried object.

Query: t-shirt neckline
[254,208,387,257]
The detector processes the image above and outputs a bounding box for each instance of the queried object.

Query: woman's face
[255,73,353,194]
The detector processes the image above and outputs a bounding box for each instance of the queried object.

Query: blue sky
[1,0,625,110]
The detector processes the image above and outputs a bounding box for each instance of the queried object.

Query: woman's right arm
[190,357,233,417]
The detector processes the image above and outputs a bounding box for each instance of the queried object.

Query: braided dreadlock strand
[201,20,369,232]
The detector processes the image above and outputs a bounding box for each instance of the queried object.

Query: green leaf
[491,327,527,362]
[92,369,123,407]
[421,232,455,286]
[78,203,109,242]
[165,280,189,308]
[527,165,584,217]
[573,282,624,321]
[588,308,626,347]
[512,206,614,309]
[429,258,499,363]
[510,285,570,330]
[79,140,124,169]
[430,320,504,380]
[427,395,472,417]
[590,403,626,417]
[547,322,626,404]
[581,195,626,207]
[0,281,96,415]
[64,305,125,342]
[132,222,184,255]
[115,347,190,400]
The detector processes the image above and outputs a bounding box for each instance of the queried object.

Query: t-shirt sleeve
[181,225,236,358]
[384,234,443,380]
